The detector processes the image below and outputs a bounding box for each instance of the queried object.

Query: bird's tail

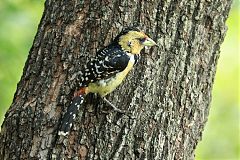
[58,95,84,136]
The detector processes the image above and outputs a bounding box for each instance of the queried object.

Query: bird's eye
[127,41,132,47]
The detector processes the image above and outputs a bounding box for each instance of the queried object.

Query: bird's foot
[102,97,126,114]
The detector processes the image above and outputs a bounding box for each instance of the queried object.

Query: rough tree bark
[0,0,232,159]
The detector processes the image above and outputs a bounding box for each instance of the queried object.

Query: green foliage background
[0,0,239,159]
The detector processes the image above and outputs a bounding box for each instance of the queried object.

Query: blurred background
[0,0,239,159]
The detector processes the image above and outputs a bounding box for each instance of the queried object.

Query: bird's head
[114,27,157,54]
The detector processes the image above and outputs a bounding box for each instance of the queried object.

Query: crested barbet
[59,27,157,136]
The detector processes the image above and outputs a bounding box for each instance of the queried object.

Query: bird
[58,27,157,136]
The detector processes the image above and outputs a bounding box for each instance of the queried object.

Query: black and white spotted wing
[79,44,131,86]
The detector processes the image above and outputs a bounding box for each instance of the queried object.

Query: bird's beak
[142,37,157,46]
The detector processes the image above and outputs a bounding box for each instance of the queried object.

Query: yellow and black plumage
[59,27,157,136]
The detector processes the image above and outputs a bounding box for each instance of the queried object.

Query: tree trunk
[0,0,232,159]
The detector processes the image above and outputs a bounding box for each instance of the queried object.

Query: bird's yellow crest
[118,30,156,54]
